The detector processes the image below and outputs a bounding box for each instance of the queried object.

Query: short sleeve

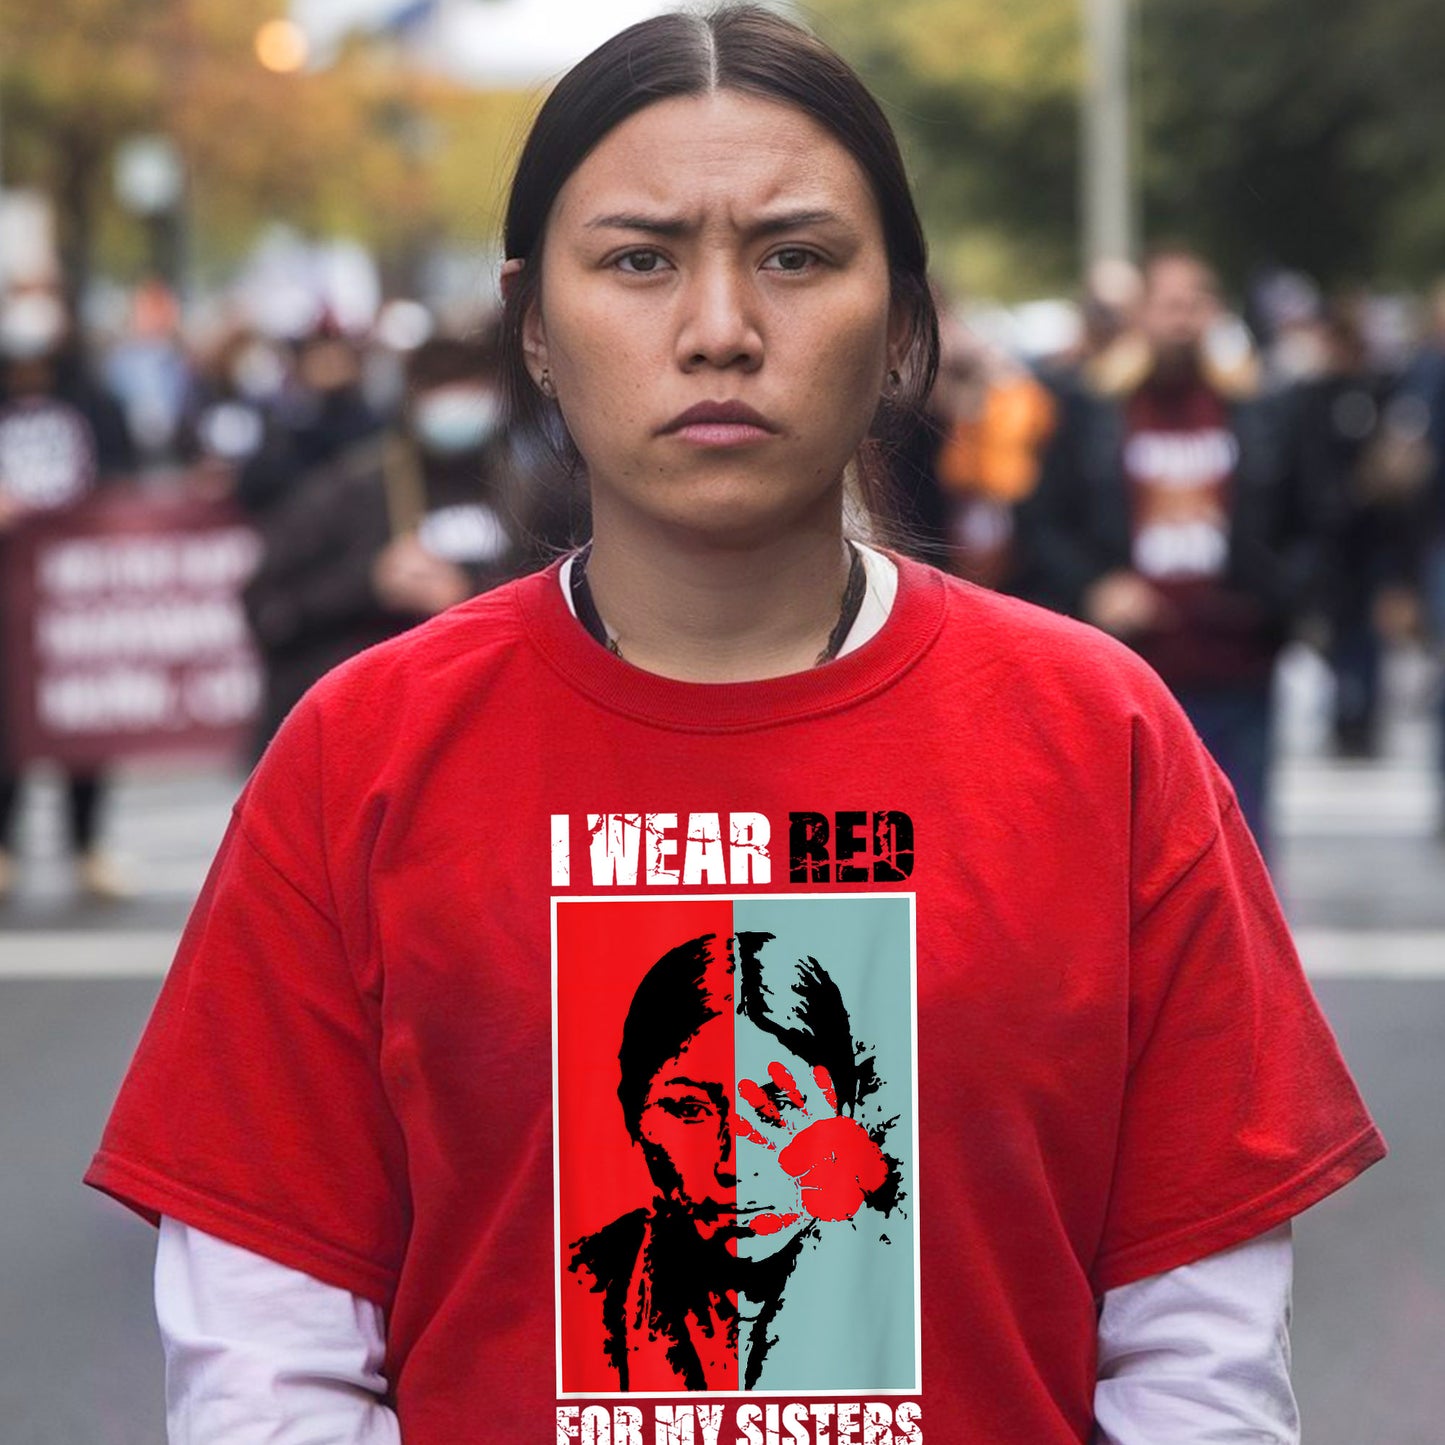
[84,699,407,1306]
[1089,700,1386,1293]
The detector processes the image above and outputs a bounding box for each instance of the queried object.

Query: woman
[88,8,1384,1443]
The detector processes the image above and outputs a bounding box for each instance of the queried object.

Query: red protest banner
[0,486,262,768]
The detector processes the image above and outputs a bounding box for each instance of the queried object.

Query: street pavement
[1,644,1441,1443]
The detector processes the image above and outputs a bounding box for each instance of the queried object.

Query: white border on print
[550,891,922,1400]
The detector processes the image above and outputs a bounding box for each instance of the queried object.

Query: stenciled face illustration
[563,920,912,1396]
[637,1012,738,1247]
[637,1007,889,1265]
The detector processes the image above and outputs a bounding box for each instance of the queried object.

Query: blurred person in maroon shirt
[1018,249,1322,857]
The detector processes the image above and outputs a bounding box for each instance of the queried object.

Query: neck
[584,490,853,683]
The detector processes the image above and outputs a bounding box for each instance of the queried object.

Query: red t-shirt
[87,556,1384,1443]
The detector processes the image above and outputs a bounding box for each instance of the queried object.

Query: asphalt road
[1,645,1441,1443]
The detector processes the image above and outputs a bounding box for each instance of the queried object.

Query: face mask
[412,386,501,456]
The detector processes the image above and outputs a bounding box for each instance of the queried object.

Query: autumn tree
[0,0,535,297]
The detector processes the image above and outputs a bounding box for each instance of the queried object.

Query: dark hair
[617,930,863,1139]
[499,5,939,517]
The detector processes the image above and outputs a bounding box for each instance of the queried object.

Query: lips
[659,400,778,436]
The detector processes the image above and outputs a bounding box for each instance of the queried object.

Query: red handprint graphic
[736,1062,890,1231]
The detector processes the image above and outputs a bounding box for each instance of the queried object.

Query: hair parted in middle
[616,930,872,1142]
[497,4,940,525]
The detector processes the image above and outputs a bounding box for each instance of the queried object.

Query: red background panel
[555,897,733,1246]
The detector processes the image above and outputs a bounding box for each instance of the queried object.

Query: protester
[1018,247,1321,855]
[88,10,1382,1442]
[241,326,555,750]
[1395,282,1445,828]
[232,324,381,518]
[0,288,135,901]
[174,324,289,491]
[1292,301,1429,758]
[930,306,1057,588]
[101,279,194,467]
[889,302,1057,585]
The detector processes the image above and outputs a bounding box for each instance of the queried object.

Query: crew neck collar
[515,551,947,733]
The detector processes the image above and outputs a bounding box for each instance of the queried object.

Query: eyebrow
[584,208,848,239]
[656,1076,720,1093]
[652,1075,732,1109]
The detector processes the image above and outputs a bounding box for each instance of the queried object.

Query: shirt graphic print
[554,894,919,1398]
[1123,383,1238,583]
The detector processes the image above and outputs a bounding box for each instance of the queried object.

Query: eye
[656,1097,712,1121]
[760,1081,799,1116]
[614,249,670,275]
[763,247,821,274]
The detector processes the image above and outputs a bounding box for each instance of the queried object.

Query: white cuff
[155,1216,402,1445]
[1094,1223,1298,1444]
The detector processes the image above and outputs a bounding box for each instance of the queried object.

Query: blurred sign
[0,489,262,767]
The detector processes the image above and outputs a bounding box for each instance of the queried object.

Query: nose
[677,259,763,374]
[715,1115,737,1187]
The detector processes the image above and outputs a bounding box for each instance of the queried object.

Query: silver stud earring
[539,368,556,399]
[886,368,902,392]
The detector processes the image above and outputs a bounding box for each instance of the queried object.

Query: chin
[606,461,843,546]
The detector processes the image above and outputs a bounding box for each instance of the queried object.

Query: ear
[501,257,551,390]
[498,256,524,305]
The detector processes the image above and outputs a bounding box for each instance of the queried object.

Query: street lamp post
[1080,0,1135,266]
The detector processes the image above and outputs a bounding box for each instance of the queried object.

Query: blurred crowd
[0,274,575,900]
[2,246,1445,897]
[900,251,1445,857]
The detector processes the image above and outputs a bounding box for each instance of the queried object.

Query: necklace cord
[570,542,866,668]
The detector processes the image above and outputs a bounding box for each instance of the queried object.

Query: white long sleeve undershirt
[155,1217,1297,1444]
[1094,1222,1298,1443]
[156,1216,400,1445]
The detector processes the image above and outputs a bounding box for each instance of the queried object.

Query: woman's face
[638,1013,739,1247]
[638,1013,826,1264]
[523,89,905,546]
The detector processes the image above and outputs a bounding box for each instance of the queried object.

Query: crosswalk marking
[1294,929,1445,979]
[0,930,178,978]
[1272,760,1439,839]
